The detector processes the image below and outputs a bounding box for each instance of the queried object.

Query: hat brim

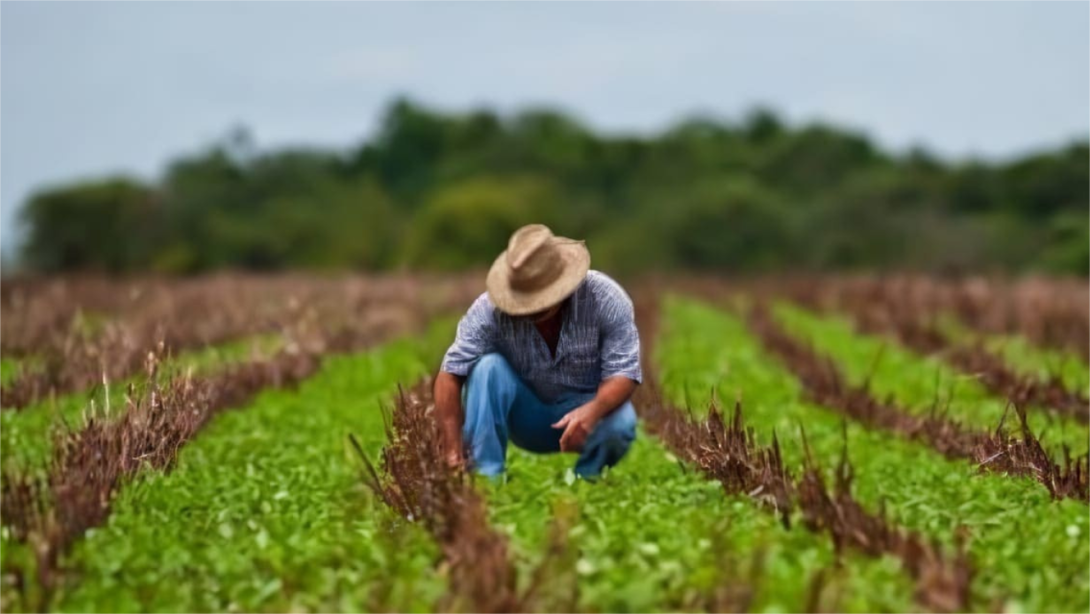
[486,240,590,315]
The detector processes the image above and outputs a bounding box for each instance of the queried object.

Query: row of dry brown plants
[0,272,1082,611]
[629,293,974,612]
[0,274,482,609]
[369,279,1080,612]
[770,275,1086,360]
[771,275,1088,422]
[354,381,579,613]
[0,273,481,409]
[746,303,1088,502]
[656,275,1088,500]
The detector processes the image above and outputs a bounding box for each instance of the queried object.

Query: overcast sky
[2,2,1088,254]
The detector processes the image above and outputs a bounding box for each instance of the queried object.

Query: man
[435,223,641,479]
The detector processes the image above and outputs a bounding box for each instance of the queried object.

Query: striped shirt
[440,270,642,403]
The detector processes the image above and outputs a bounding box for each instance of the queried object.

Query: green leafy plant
[772,302,1089,459]
[49,324,454,612]
[659,297,1088,612]
[485,425,917,612]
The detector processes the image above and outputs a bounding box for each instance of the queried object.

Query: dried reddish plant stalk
[1,273,482,409]
[639,383,794,525]
[0,348,321,598]
[636,378,973,612]
[776,274,1089,362]
[747,303,1089,502]
[779,275,1089,423]
[0,299,445,603]
[795,434,973,612]
[630,291,973,612]
[353,380,557,613]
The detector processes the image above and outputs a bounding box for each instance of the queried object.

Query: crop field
[0,273,1087,613]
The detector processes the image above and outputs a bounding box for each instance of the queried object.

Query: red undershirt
[534,312,563,358]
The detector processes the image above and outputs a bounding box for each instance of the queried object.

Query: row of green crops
[659,297,1088,612]
[484,434,916,613]
[773,303,1089,459]
[986,335,1088,397]
[4,293,1086,612]
[934,316,1090,397]
[10,302,915,614]
[1,334,283,472]
[38,321,455,612]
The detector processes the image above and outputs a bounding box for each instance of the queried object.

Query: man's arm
[435,292,497,468]
[552,375,638,452]
[434,371,466,468]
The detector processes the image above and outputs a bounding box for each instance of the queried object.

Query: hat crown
[505,224,564,292]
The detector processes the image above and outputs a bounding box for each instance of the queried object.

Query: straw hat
[486,224,590,315]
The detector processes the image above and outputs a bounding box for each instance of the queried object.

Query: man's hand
[444,450,465,472]
[552,402,602,452]
[553,377,638,453]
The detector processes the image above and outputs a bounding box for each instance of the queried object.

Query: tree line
[16,98,1089,275]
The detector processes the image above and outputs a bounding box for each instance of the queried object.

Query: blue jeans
[463,353,637,478]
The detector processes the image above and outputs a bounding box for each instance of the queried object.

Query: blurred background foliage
[16,98,1089,276]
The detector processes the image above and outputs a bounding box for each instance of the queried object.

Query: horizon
[2,1,1088,257]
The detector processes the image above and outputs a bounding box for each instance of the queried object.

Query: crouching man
[434,224,641,479]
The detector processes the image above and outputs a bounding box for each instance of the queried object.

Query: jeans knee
[466,353,518,411]
[598,403,637,450]
[470,353,513,381]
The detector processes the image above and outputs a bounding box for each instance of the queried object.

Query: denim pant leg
[508,392,637,477]
[574,400,638,478]
[463,353,638,478]
[463,353,550,476]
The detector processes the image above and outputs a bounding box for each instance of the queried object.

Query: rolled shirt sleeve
[440,293,497,377]
[597,282,643,384]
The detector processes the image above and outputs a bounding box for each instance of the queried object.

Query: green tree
[1000,143,1089,219]
[664,179,793,272]
[12,97,1089,276]
[155,137,348,272]
[260,179,399,270]
[19,177,158,272]
[401,176,560,270]
[1039,210,1090,275]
